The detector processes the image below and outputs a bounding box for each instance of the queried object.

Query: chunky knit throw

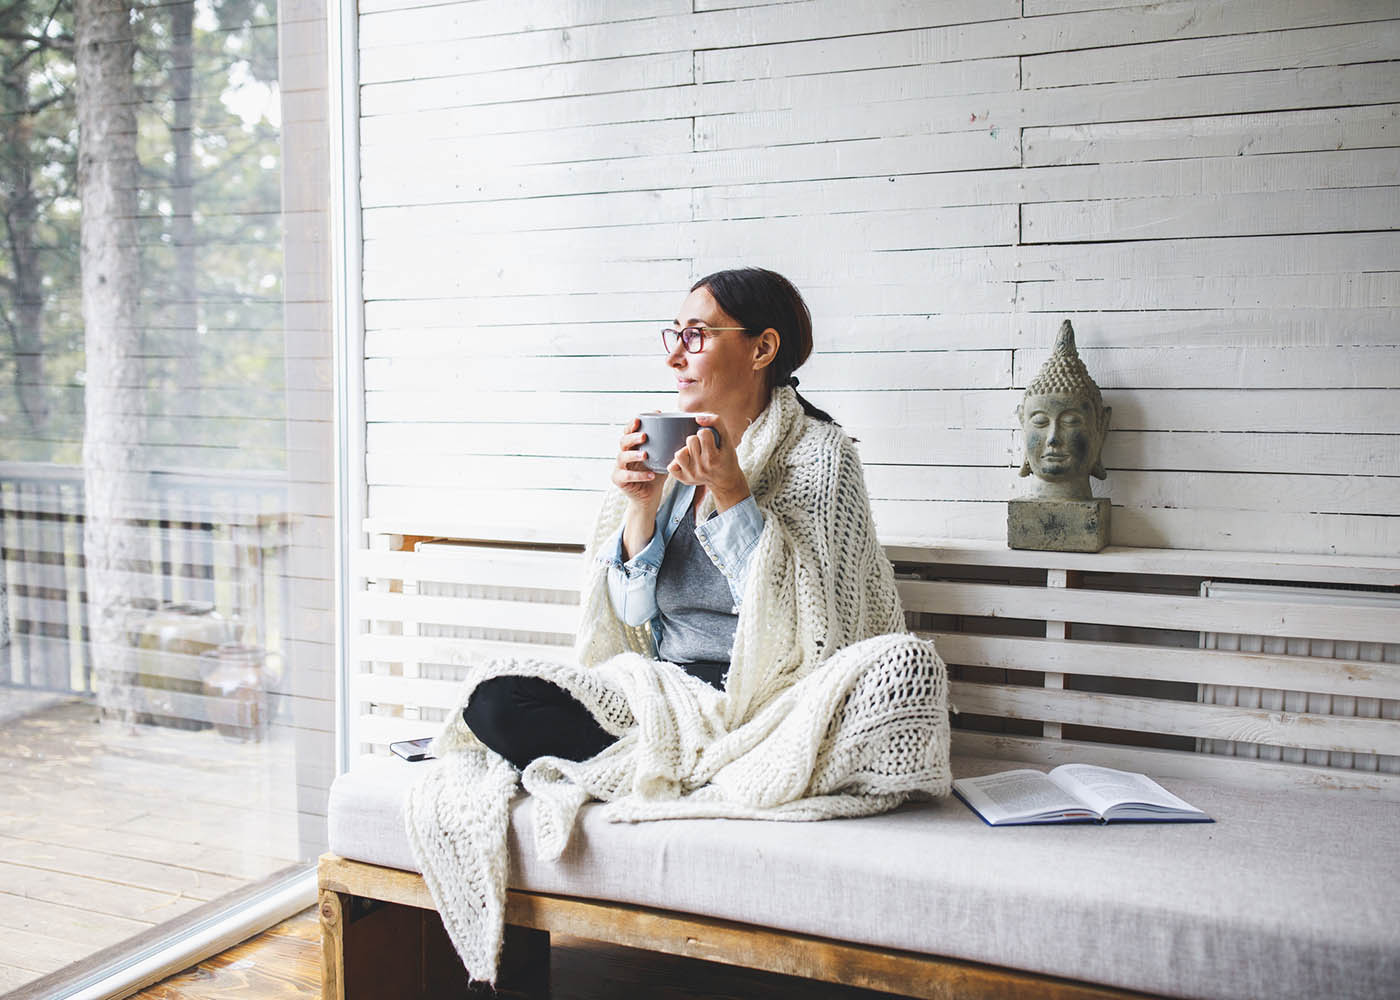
[405,386,952,985]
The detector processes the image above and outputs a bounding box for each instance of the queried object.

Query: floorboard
[0,693,306,992]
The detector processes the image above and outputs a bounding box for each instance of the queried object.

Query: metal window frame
[327,0,365,783]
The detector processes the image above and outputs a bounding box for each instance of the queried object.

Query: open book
[953,763,1212,826]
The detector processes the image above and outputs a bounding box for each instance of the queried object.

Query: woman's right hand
[613,417,665,511]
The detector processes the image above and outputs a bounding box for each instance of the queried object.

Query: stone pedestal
[1008,498,1111,553]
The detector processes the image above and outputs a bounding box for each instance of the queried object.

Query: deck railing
[0,461,292,720]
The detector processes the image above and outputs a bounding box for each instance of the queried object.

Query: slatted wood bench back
[352,529,1400,798]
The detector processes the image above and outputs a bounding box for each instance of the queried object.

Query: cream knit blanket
[405,386,952,985]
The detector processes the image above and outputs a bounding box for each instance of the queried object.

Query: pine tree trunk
[75,0,150,723]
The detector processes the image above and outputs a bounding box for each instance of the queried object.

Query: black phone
[389,737,435,761]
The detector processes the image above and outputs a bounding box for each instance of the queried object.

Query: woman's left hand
[668,413,750,512]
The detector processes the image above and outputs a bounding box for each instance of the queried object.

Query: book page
[953,769,1096,824]
[1048,764,1202,816]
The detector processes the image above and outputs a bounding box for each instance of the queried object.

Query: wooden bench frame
[317,853,1154,1000]
[328,528,1399,999]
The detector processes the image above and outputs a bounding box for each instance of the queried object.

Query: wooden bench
[320,527,1400,999]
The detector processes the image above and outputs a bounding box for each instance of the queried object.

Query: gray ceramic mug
[636,412,720,473]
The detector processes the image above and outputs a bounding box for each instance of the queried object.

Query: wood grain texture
[314,858,1160,1000]
[899,578,1400,644]
[124,908,321,1000]
[951,681,1400,756]
[129,900,1127,1000]
[0,696,310,992]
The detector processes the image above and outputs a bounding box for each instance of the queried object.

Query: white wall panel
[1021,21,1400,90]
[1023,105,1400,166]
[358,1,1400,557]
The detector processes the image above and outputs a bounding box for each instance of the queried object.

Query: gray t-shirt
[654,498,737,669]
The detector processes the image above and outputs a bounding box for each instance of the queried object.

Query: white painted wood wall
[356,0,1400,557]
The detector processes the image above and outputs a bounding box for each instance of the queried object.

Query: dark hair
[691,268,837,424]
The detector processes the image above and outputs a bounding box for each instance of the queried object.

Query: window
[0,0,335,989]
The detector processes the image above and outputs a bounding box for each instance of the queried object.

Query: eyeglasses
[661,326,745,354]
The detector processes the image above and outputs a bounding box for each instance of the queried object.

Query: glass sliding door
[0,0,334,990]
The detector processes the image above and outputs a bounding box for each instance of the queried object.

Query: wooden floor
[134,906,921,999]
[0,692,305,994]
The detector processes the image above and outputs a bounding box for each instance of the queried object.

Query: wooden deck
[0,690,306,994]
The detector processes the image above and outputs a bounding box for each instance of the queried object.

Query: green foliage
[0,0,80,460]
[0,0,288,470]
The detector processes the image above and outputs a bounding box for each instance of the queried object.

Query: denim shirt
[599,483,765,639]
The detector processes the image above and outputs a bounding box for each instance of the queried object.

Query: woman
[461,267,843,767]
[408,269,949,985]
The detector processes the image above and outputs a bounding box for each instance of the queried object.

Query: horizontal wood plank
[354,590,581,634]
[1024,104,1400,165]
[364,387,1400,434]
[354,547,580,589]
[1023,187,1400,243]
[931,633,1400,700]
[952,732,1400,795]
[363,350,1014,394]
[1023,20,1400,90]
[363,421,1018,469]
[899,580,1400,644]
[358,0,1021,82]
[317,855,1151,1000]
[352,714,452,748]
[1011,347,1399,390]
[359,492,1400,554]
[951,681,1400,756]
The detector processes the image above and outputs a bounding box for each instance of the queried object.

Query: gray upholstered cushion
[327,753,1400,1000]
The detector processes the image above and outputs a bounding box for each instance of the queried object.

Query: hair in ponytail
[690,268,839,425]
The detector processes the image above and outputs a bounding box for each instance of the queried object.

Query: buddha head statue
[1016,320,1111,501]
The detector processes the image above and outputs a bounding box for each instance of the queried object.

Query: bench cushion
[327,753,1400,1000]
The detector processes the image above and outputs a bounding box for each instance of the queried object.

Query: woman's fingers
[616,443,655,477]
[614,416,666,504]
[693,413,724,448]
[668,438,700,483]
[616,420,650,482]
[612,465,656,486]
[669,428,745,494]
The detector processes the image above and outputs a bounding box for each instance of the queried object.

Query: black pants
[462,661,728,771]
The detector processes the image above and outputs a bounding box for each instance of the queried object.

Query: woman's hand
[613,417,665,510]
[610,414,663,507]
[615,417,667,560]
[668,413,751,512]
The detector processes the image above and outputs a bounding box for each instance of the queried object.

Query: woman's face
[668,285,767,414]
